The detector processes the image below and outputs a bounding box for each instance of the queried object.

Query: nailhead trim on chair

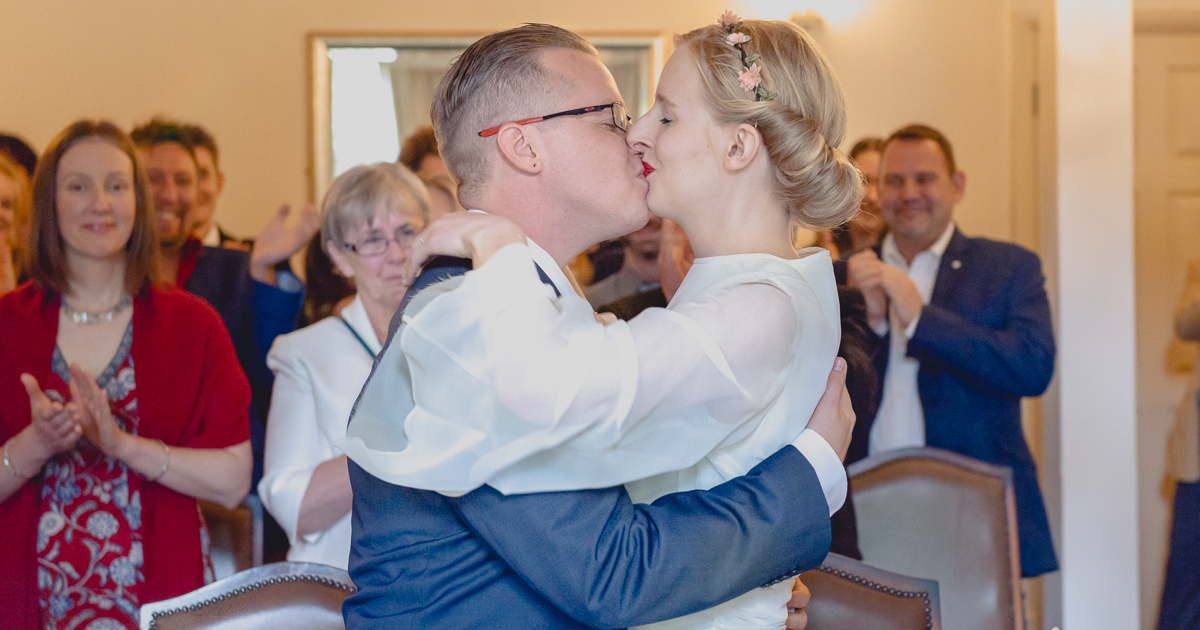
[817,565,935,629]
[145,574,358,629]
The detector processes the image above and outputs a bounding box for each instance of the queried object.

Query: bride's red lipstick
[642,161,655,177]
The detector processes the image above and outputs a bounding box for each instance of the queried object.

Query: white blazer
[258,295,382,569]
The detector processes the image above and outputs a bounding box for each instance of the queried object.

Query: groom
[343,24,854,629]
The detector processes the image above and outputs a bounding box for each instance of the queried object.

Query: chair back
[138,562,355,630]
[849,447,1022,630]
[802,552,941,629]
[198,497,263,579]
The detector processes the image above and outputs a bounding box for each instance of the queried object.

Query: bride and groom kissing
[339,16,861,630]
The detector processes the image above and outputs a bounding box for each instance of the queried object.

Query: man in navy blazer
[343,24,855,629]
[846,124,1057,577]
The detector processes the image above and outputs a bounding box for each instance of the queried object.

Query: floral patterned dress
[35,321,213,630]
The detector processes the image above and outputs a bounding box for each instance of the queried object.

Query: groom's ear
[495,124,543,175]
[723,124,763,172]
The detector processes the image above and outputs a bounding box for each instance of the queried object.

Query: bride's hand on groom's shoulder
[786,578,811,629]
[404,213,527,283]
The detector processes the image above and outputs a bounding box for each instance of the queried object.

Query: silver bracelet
[147,439,170,482]
[3,440,34,479]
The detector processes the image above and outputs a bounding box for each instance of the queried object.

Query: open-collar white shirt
[868,222,956,455]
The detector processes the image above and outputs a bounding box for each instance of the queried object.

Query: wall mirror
[309,33,668,200]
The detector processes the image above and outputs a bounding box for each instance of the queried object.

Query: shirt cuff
[275,269,304,294]
[903,310,922,339]
[791,428,847,515]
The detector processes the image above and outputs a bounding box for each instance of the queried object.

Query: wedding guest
[0,152,31,294]
[1160,256,1200,628]
[0,132,37,179]
[828,137,885,258]
[0,120,251,629]
[398,126,447,178]
[585,214,663,309]
[298,231,354,328]
[181,123,249,249]
[132,118,312,560]
[421,172,465,220]
[846,123,1057,578]
[259,162,428,568]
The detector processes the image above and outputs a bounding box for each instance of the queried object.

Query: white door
[1134,32,1200,630]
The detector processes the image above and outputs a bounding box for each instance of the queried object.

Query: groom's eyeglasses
[478,102,630,138]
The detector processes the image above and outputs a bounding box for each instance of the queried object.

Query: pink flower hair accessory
[718,11,776,101]
[738,63,763,91]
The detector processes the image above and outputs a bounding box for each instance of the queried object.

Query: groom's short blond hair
[431,24,596,205]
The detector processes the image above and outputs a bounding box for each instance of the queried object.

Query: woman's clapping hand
[67,364,129,459]
[19,373,82,457]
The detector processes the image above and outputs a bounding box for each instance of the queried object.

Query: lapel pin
[951,260,962,270]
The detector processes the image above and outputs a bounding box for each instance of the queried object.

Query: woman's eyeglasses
[343,226,420,257]
[478,102,630,138]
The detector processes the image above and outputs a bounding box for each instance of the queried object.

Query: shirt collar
[881,222,956,267]
[342,294,383,352]
[466,209,573,297]
[200,224,221,247]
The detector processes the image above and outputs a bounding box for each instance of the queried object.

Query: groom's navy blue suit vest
[343,256,832,629]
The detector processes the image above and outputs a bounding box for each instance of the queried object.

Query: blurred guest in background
[398,126,447,178]
[585,214,662,310]
[181,124,250,249]
[0,120,251,629]
[259,162,428,569]
[828,137,885,258]
[0,152,31,294]
[1160,256,1200,629]
[421,171,465,220]
[298,230,354,328]
[132,117,312,559]
[0,132,38,180]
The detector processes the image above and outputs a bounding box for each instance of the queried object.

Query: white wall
[0,0,1019,242]
[1053,0,1141,627]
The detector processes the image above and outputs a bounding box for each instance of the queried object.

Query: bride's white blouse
[341,243,841,501]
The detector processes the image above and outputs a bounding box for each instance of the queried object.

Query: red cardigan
[0,283,251,628]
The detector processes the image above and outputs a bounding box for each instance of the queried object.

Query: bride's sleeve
[388,243,801,494]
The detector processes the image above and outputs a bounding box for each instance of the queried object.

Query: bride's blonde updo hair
[676,19,862,229]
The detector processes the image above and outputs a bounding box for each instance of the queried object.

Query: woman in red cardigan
[0,120,252,630]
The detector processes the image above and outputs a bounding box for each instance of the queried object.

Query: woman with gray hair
[258,162,428,568]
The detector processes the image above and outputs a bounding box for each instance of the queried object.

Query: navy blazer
[344,257,833,629]
[867,230,1058,577]
[184,246,302,482]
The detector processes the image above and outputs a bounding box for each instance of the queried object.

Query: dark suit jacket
[183,246,302,482]
[344,257,833,629]
[867,230,1058,577]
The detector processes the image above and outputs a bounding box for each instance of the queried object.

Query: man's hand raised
[250,203,321,285]
[846,250,889,331]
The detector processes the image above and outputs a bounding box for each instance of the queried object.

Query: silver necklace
[61,295,133,325]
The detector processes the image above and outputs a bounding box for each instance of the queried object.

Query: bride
[343,14,860,629]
